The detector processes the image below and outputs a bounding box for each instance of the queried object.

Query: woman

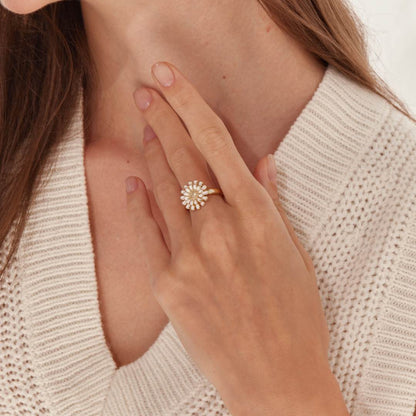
[0,0,415,415]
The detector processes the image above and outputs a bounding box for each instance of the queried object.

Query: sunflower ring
[180,180,223,211]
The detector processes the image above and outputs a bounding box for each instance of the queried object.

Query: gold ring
[180,180,223,211]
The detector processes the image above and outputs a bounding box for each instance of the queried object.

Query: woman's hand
[125,62,349,416]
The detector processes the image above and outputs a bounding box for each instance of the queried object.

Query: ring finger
[141,126,194,252]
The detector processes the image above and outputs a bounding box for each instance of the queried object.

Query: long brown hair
[0,0,413,282]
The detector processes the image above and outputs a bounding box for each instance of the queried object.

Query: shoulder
[379,100,416,146]
[371,101,416,191]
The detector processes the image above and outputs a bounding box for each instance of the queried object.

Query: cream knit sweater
[1,65,416,416]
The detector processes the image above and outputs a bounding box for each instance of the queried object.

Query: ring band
[180,180,223,211]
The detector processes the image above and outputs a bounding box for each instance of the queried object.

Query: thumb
[254,154,316,277]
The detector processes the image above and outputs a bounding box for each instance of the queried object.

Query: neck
[81,0,325,173]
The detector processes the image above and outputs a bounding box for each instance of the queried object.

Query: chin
[1,0,52,15]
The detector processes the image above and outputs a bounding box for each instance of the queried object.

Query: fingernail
[126,176,139,193]
[267,154,277,183]
[143,124,157,145]
[134,88,153,111]
[152,62,175,87]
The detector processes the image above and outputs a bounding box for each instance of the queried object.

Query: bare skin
[2,0,325,372]
[78,0,325,369]
[122,62,350,415]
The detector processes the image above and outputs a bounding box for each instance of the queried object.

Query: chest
[84,143,169,368]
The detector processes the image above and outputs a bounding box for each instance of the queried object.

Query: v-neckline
[18,79,211,414]
[78,85,199,376]
[18,64,381,415]
[75,77,210,388]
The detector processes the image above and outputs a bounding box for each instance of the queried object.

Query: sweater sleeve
[353,187,416,416]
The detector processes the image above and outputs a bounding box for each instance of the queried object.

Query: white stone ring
[180,180,223,211]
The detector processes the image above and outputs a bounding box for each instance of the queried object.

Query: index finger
[150,61,256,202]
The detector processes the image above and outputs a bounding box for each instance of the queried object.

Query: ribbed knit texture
[1,65,416,415]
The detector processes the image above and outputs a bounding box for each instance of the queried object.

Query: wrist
[226,369,349,416]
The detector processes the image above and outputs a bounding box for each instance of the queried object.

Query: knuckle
[197,125,228,155]
[154,180,178,200]
[234,197,264,219]
[200,215,222,237]
[199,216,230,252]
[233,177,262,203]
[176,253,199,278]
[152,106,171,127]
[237,183,278,219]
[174,240,197,262]
[170,145,192,171]
[238,211,270,240]
[198,124,224,139]
[172,89,194,111]
[146,103,174,135]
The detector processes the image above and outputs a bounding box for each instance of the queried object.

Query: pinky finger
[125,176,170,283]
